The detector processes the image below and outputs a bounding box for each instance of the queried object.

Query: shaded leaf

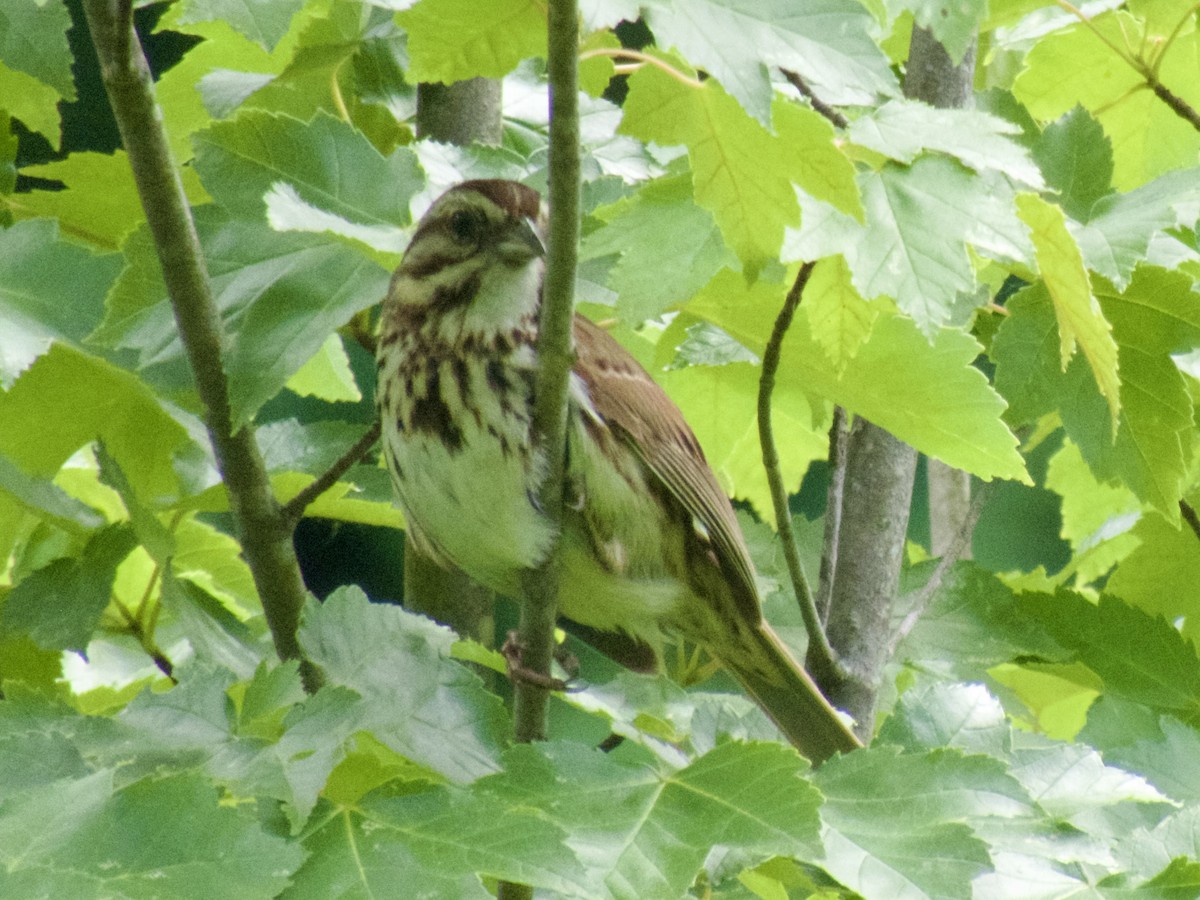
[0,771,303,898]
[581,174,738,322]
[1032,106,1113,222]
[289,787,582,900]
[298,587,509,782]
[850,98,1044,187]
[2,525,136,652]
[1019,593,1200,725]
[0,0,75,99]
[479,740,822,900]
[178,0,307,51]
[0,219,120,387]
[644,0,896,123]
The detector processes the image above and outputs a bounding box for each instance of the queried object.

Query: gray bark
[812,24,977,739]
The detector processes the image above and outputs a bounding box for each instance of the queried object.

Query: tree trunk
[811,25,977,739]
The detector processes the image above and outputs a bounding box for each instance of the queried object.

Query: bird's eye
[448,209,483,245]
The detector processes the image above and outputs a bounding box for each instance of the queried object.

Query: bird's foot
[501,630,579,691]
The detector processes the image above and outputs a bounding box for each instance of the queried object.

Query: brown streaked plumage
[377,180,860,762]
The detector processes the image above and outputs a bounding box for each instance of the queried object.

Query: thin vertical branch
[511,0,580,745]
[758,262,840,681]
[81,0,321,691]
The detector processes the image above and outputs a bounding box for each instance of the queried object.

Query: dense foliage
[1,0,1199,896]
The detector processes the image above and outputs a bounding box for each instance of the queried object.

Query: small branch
[114,598,176,681]
[779,68,848,129]
[758,262,841,680]
[1149,80,1200,133]
[81,0,321,692]
[280,422,380,525]
[578,48,704,89]
[1181,500,1200,544]
[889,483,989,655]
[510,0,581,750]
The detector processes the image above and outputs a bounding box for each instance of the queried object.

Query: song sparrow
[376,179,859,762]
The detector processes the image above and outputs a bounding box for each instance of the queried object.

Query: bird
[375,179,860,763]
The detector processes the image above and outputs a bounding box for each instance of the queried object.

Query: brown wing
[572,315,761,622]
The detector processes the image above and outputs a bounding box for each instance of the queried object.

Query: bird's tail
[719,623,861,764]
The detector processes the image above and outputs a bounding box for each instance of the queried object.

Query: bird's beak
[495,217,546,265]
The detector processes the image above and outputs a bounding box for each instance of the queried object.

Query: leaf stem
[280,423,381,526]
[779,68,848,129]
[578,48,704,89]
[758,262,841,680]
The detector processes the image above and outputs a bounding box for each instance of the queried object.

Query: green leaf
[619,63,802,271]
[153,17,292,163]
[0,343,189,500]
[1044,437,1140,585]
[219,222,385,424]
[0,62,62,147]
[171,514,261,617]
[659,357,827,521]
[1107,513,1200,648]
[257,418,375,477]
[1020,592,1200,725]
[95,442,175,561]
[1084,701,1200,804]
[581,175,739,322]
[774,98,863,221]
[0,219,121,387]
[398,0,546,83]
[1072,167,1200,289]
[644,0,896,124]
[0,0,75,99]
[1032,106,1113,222]
[0,454,105,534]
[896,563,1068,683]
[17,151,147,249]
[479,740,822,899]
[298,586,510,783]
[879,680,1013,757]
[193,110,421,245]
[802,255,877,373]
[689,278,1029,482]
[97,208,389,427]
[285,333,362,402]
[814,747,1008,899]
[291,787,582,900]
[1017,192,1121,428]
[1014,12,1200,190]
[2,525,137,652]
[178,0,307,51]
[993,273,1199,515]
[0,771,303,898]
[787,158,1031,335]
[1007,738,1168,824]
[849,98,1044,187]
